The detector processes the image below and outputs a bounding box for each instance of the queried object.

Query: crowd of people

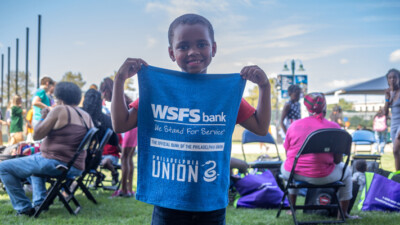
[0,12,398,225]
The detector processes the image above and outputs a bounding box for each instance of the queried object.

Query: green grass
[1,153,400,224]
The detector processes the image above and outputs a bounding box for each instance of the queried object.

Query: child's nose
[188,47,200,56]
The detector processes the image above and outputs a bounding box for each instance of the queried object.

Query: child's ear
[168,46,176,61]
[212,42,217,57]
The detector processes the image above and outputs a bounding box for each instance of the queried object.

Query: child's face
[387,72,399,90]
[168,23,216,74]
[290,89,300,102]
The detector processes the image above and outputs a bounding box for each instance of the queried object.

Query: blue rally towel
[136,65,246,211]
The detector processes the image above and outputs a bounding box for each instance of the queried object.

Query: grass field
[1,152,399,224]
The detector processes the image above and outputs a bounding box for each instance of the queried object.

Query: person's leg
[0,156,36,212]
[0,153,67,213]
[379,131,387,154]
[31,155,82,207]
[126,147,135,194]
[374,131,380,153]
[120,147,129,194]
[394,135,400,171]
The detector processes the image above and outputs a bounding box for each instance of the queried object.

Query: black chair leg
[333,190,346,223]
[276,192,287,217]
[77,178,97,204]
[34,181,60,218]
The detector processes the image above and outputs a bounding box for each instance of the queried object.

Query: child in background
[352,160,367,191]
[279,84,301,139]
[9,95,26,146]
[25,107,34,143]
[111,14,271,225]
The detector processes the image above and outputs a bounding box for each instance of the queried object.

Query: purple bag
[234,170,288,208]
[362,173,400,211]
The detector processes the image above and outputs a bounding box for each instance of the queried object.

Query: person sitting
[280,92,357,219]
[82,89,120,187]
[0,82,94,216]
[352,160,367,191]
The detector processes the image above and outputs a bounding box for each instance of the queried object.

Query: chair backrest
[296,128,352,157]
[84,128,114,172]
[352,130,375,143]
[66,127,99,169]
[242,129,276,144]
[98,129,114,151]
[289,128,352,182]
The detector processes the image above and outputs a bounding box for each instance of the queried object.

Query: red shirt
[130,98,255,124]
[102,133,122,158]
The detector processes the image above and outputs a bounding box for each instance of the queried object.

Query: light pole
[282,59,305,81]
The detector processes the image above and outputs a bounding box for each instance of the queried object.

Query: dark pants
[151,206,226,225]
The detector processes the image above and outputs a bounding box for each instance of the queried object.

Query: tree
[244,78,279,110]
[61,71,86,89]
[1,71,35,108]
[110,71,135,92]
[327,98,353,111]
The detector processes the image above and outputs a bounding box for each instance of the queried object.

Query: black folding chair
[33,127,99,218]
[276,128,352,225]
[69,128,113,204]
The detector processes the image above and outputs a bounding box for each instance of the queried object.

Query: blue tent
[325,76,388,95]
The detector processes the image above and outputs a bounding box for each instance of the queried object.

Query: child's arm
[239,65,271,136]
[279,103,290,134]
[111,58,148,133]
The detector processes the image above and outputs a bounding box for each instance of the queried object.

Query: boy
[111,14,271,224]
[32,76,55,128]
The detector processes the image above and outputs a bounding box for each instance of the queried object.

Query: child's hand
[240,65,270,88]
[116,58,148,81]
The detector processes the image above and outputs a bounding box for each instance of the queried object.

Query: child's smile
[169,24,216,74]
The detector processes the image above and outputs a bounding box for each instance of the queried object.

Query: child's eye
[198,43,208,48]
[177,45,189,50]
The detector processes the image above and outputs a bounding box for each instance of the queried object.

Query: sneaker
[110,189,123,198]
[16,207,35,217]
[121,191,136,198]
[112,171,119,186]
[95,173,105,187]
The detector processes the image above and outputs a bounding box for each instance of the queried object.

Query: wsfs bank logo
[151,156,218,183]
[151,104,226,123]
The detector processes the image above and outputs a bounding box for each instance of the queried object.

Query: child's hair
[99,77,113,94]
[168,13,215,46]
[288,84,301,96]
[12,95,22,106]
[355,159,367,173]
[40,76,55,86]
[89,84,98,90]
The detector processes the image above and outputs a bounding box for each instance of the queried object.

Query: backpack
[373,115,387,132]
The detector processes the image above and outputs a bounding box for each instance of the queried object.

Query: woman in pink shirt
[280,93,356,219]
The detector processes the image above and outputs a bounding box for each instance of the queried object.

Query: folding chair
[70,128,113,204]
[276,128,352,225]
[241,129,282,170]
[33,127,99,218]
[351,129,375,154]
[85,130,121,192]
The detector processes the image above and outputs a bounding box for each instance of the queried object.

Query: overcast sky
[1,0,399,102]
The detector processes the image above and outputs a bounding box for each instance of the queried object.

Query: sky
[0,0,399,103]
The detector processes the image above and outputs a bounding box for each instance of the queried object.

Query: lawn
[1,152,400,224]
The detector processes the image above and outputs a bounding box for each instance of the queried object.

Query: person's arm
[239,65,271,136]
[383,88,391,116]
[111,58,148,133]
[33,107,60,140]
[32,96,48,109]
[279,103,290,134]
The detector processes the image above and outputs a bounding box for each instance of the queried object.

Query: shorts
[122,128,137,148]
[102,155,119,166]
[151,206,226,225]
